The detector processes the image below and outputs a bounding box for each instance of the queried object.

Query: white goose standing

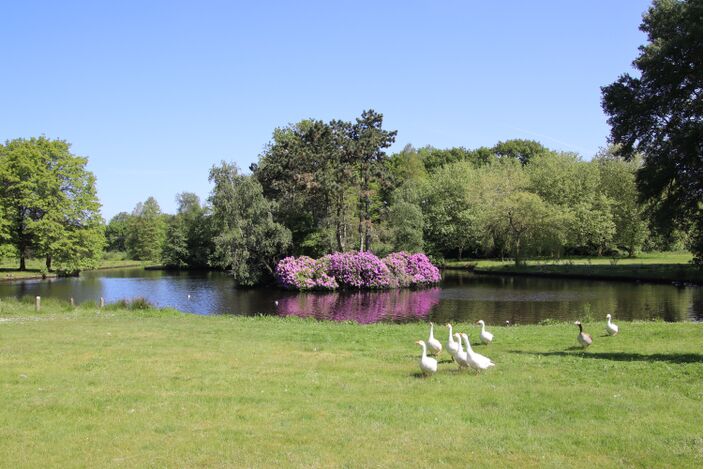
[460,333,495,372]
[415,340,438,376]
[605,314,619,336]
[446,323,460,358]
[476,320,494,345]
[427,323,443,357]
[453,333,469,370]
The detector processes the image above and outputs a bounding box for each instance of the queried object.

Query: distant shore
[439,251,701,285]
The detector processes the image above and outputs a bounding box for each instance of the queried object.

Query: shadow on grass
[509,350,702,364]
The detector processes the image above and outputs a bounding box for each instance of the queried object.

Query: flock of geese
[415,314,620,376]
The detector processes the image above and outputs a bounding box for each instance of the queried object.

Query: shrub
[275,251,441,291]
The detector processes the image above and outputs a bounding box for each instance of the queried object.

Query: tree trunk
[514,239,521,266]
[19,255,26,271]
[46,255,52,272]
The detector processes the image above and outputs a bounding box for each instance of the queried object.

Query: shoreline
[0,262,146,283]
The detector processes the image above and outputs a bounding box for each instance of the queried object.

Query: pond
[0,268,700,324]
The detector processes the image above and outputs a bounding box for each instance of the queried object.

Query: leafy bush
[275,251,440,291]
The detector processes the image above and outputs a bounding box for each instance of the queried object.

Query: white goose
[446,323,460,358]
[427,323,443,357]
[415,340,438,376]
[476,319,494,345]
[453,333,469,370]
[606,314,619,336]
[460,333,495,372]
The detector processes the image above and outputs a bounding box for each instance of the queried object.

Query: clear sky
[1,0,651,219]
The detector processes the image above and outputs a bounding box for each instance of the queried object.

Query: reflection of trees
[277,288,442,324]
[437,271,701,324]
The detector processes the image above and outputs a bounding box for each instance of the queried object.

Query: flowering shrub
[274,256,338,291]
[275,251,440,291]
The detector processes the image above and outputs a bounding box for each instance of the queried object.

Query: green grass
[441,251,701,283]
[0,258,148,281]
[0,299,701,468]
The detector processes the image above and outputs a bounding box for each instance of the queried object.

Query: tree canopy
[0,137,104,273]
[601,0,702,262]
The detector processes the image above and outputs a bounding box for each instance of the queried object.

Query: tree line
[2,0,700,283]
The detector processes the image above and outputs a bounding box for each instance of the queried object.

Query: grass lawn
[441,251,701,284]
[0,299,701,468]
[0,258,148,281]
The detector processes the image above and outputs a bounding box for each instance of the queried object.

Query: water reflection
[277,288,441,323]
[0,267,700,324]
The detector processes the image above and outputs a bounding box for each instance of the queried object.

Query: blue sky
[1,1,651,219]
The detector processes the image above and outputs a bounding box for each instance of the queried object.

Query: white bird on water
[415,340,438,376]
[476,319,494,345]
[606,314,619,336]
[426,323,442,357]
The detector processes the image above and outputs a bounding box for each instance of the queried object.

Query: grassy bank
[441,251,701,284]
[0,258,148,281]
[0,299,701,468]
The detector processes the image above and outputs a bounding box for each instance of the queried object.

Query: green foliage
[105,212,132,252]
[0,137,105,272]
[126,197,166,261]
[595,146,649,256]
[209,162,291,286]
[253,110,396,254]
[492,138,551,165]
[601,0,702,263]
[388,201,424,252]
[161,215,189,268]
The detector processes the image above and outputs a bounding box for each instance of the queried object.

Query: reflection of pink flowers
[275,251,440,291]
[277,287,442,324]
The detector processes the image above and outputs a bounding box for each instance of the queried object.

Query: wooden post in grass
[100,297,105,308]
[35,296,40,312]
[70,297,74,307]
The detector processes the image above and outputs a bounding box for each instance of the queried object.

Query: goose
[476,320,494,345]
[460,333,495,371]
[452,333,469,370]
[446,323,460,358]
[415,340,438,376]
[427,323,443,357]
[575,321,593,348]
[605,314,619,336]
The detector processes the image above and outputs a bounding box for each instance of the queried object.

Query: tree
[350,110,397,252]
[0,137,105,272]
[126,197,166,261]
[253,119,356,254]
[105,212,132,252]
[492,139,551,165]
[174,192,212,267]
[161,215,189,268]
[209,162,291,286]
[601,0,702,262]
[490,192,562,265]
[595,146,649,256]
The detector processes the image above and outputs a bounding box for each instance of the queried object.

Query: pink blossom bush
[274,256,338,291]
[275,251,440,291]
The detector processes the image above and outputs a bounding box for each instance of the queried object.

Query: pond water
[0,268,701,324]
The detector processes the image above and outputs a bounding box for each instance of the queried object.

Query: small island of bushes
[274,251,441,290]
